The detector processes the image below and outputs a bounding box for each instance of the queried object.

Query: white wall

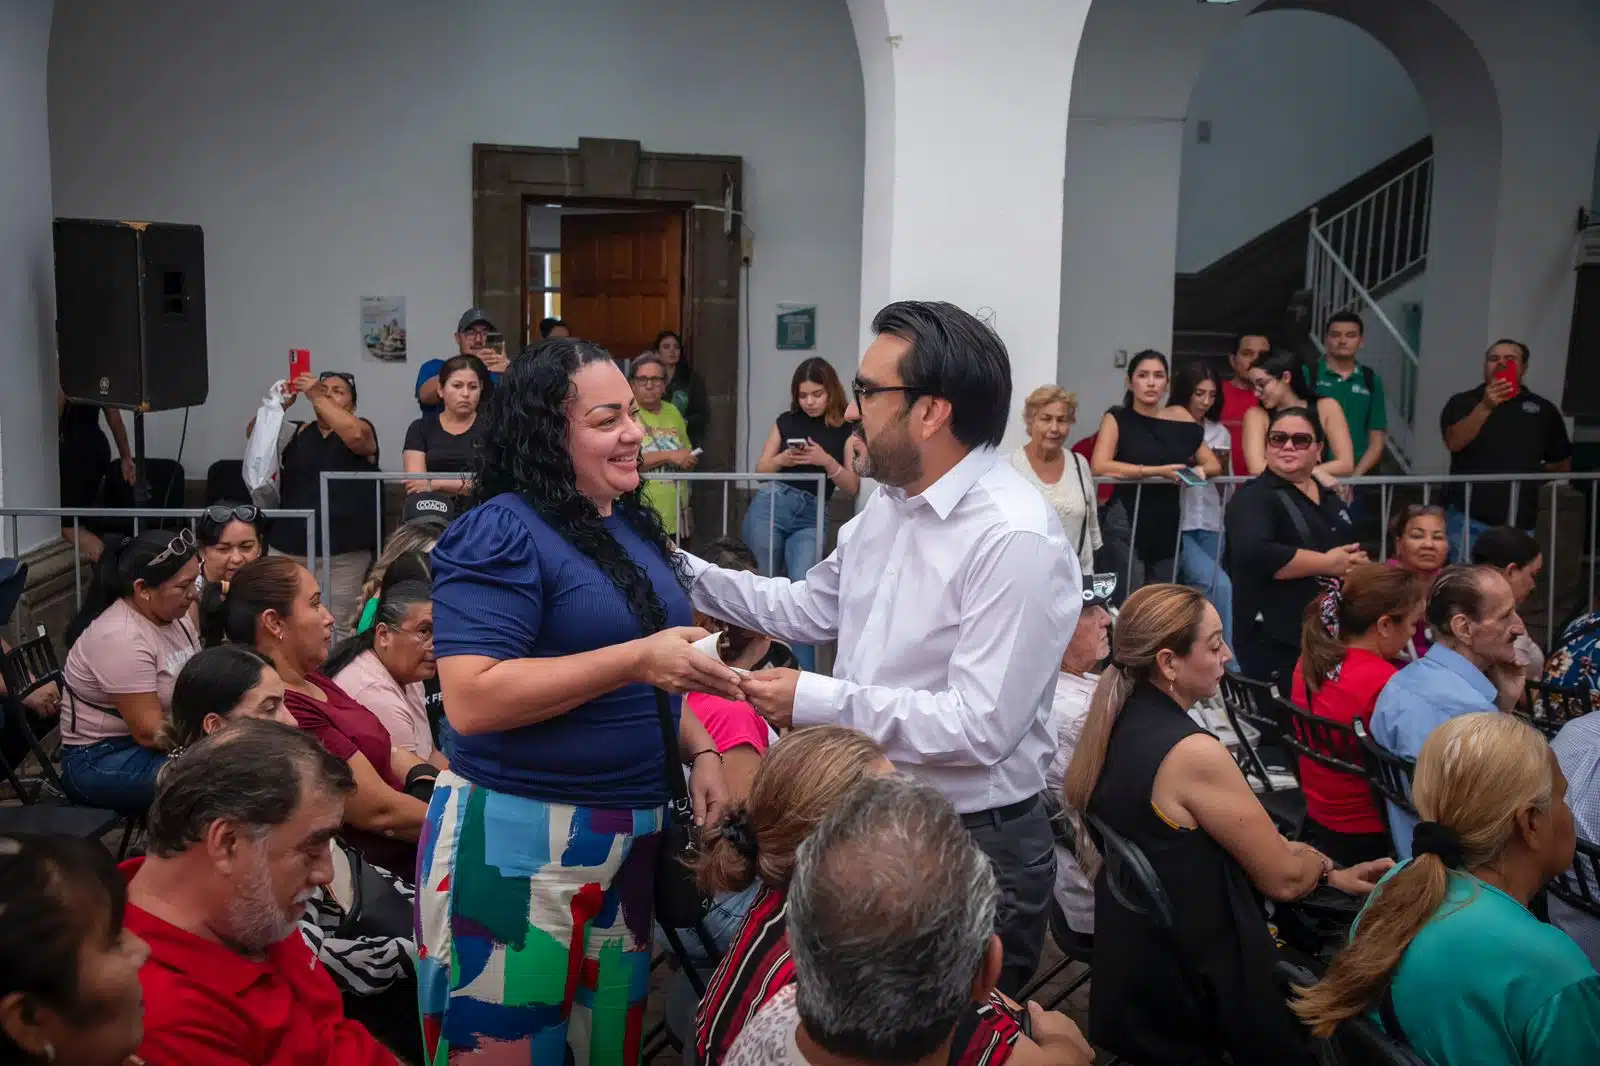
[47,0,864,474]
[1,0,60,549]
[1177,11,1429,272]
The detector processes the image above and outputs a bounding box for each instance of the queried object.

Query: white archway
[1058,0,1503,473]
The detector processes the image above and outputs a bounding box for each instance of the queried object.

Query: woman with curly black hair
[419,337,740,1064]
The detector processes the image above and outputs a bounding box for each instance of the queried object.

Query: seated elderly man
[1371,564,1527,858]
[122,718,398,1066]
[1042,576,1114,938]
[725,774,1092,1066]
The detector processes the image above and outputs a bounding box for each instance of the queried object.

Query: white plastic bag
[243,380,288,508]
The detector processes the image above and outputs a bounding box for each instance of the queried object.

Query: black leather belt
[960,793,1042,831]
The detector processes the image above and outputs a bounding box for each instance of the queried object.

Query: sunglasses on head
[1266,430,1318,451]
[204,504,260,527]
[318,371,355,387]
[148,527,197,568]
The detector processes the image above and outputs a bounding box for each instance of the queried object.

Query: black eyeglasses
[318,371,356,387]
[632,374,667,386]
[1266,430,1319,451]
[204,504,260,527]
[851,380,931,409]
[149,527,197,567]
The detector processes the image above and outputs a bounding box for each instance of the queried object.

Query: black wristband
[687,748,723,766]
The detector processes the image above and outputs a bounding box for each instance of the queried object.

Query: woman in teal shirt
[1294,712,1600,1064]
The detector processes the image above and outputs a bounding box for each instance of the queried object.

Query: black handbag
[652,686,710,929]
[331,837,415,942]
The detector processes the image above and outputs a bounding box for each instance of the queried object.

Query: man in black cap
[414,308,506,414]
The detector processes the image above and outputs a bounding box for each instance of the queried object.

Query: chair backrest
[1328,1014,1432,1066]
[1521,680,1592,739]
[206,459,250,505]
[1274,696,1364,778]
[0,628,68,804]
[1,625,64,705]
[1086,812,1174,930]
[1354,719,1417,817]
[1548,836,1600,920]
[1220,672,1284,791]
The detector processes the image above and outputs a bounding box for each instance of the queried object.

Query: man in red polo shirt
[1220,331,1270,474]
[122,719,397,1066]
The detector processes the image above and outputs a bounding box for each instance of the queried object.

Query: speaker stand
[132,411,151,506]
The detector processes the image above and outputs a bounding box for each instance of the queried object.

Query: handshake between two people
[634,626,801,729]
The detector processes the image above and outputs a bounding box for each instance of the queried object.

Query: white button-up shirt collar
[679,445,1082,813]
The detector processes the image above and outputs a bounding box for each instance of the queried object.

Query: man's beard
[224,855,305,955]
[852,419,922,488]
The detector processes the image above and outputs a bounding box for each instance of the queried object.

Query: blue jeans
[1178,529,1236,663]
[1444,509,1529,563]
[60,735,167,811]
[659,881,761,1056]
[742,482,826,671]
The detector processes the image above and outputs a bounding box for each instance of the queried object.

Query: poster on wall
[776,303,817,351]
[361,296,407,362]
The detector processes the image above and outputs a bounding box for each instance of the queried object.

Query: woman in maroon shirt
[1290,563,1425,865]
[201,555,427,872]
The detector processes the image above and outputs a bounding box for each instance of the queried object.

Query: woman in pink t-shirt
[325,560,444,767]
[60,529,201,811]
[202,555,428,872]
[1385,503,1448,662]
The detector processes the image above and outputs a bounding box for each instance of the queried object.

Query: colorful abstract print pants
[417,771,664,1065]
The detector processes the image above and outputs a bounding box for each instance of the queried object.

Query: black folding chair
[1016,797,1095,1010]
[1087,813,1174,930]
[1,626,141,856]
[1272,695,1366,780]
[1517,680,1592,740]
[1275,959,1429,1066]
[1548,837,1600,920]
[1354,719,1416,823]
[0,704,122,846]
[1220,674,1305,838]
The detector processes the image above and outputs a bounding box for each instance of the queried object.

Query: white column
[848,0,1093,451]
[0,0,58,550]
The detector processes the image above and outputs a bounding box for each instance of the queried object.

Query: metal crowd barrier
[1100,471,1600,648]
[317,470,827,597]
[0,506,317,611]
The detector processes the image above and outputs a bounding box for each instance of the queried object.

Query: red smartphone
[1493,358,1520,400]
[287,348,311,392]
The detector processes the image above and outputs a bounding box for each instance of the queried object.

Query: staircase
[1304,154,1431,468]
[1172,137,1434,468]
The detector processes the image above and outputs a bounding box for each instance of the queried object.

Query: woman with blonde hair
[1064,583,1391,1066]
[1293,713,1598,1062]
[1009,384,1100,574]
[346,516,447,632]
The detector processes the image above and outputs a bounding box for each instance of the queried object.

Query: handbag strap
[654,686,690,805]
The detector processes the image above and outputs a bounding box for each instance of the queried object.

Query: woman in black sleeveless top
[1062,584,1391,1066]
[744,358,862,670]
[1091,351,1222,586]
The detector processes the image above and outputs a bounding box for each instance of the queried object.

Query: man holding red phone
[1440,338,1571,550]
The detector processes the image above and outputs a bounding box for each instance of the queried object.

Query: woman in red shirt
[1291,563,1425,865]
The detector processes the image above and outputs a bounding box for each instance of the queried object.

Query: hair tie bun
[719,809,759,862]
[1411,821,1465,869]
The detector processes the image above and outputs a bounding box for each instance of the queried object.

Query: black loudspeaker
[54,218,208,411]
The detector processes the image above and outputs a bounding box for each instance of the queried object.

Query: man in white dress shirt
[679,300,1082,991]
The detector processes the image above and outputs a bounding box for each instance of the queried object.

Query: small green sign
[776,303,817,351]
